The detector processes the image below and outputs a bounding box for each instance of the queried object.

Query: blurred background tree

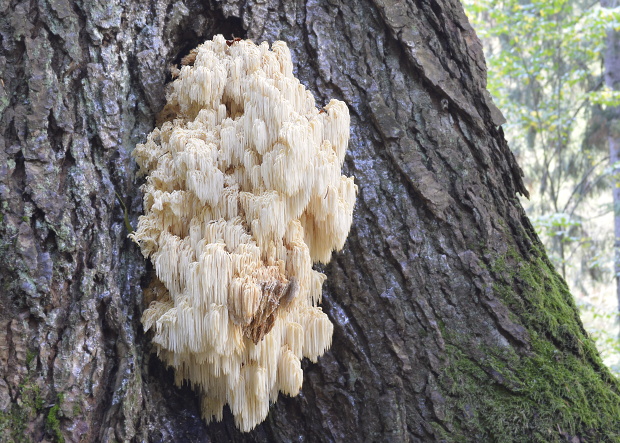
[463,0,620,372]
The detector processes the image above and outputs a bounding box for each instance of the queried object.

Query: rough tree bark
[1,0,619,442]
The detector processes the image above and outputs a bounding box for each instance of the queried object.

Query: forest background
[463,0,620,373]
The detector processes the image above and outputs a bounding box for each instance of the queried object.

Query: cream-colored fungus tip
[130,35,357,432]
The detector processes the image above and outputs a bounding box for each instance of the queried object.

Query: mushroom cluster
[131,35,357,432]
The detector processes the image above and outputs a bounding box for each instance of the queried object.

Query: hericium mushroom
[130,35,357,432]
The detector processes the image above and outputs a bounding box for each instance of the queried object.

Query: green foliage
[590,88,620,107]
[577,299,620,373]
[464,0,620,291]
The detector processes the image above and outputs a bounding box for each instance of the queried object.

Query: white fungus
[131,35,357,432]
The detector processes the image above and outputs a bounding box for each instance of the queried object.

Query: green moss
[0,363,67,443]
[0,376,44,442]
[439,247,620,442]
[25,350,36,368]
[46,393,64,443]
[497,250,603,362]
[442,340,620,442]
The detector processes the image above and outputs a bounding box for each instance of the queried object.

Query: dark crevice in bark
[94,297,119,439]
[11,150,26,196]
[172,5,246,67]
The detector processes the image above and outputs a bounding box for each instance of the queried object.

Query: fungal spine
[131,35,356,432]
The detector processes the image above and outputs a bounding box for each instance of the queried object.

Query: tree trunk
[602,0,620,324]
[1,0,619,441]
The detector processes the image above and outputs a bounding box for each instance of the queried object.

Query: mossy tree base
[441,249,620,441]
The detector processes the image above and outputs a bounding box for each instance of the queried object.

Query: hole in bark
[171,13,245,67]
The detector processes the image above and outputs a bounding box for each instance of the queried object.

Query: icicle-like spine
[131,35,357,432]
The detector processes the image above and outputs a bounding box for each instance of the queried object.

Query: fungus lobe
[131,35,357,432]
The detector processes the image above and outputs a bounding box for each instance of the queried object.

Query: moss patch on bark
[439,247,620,442]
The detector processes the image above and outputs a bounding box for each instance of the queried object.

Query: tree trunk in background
[1,0,619,441]
[602,0,620,327]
